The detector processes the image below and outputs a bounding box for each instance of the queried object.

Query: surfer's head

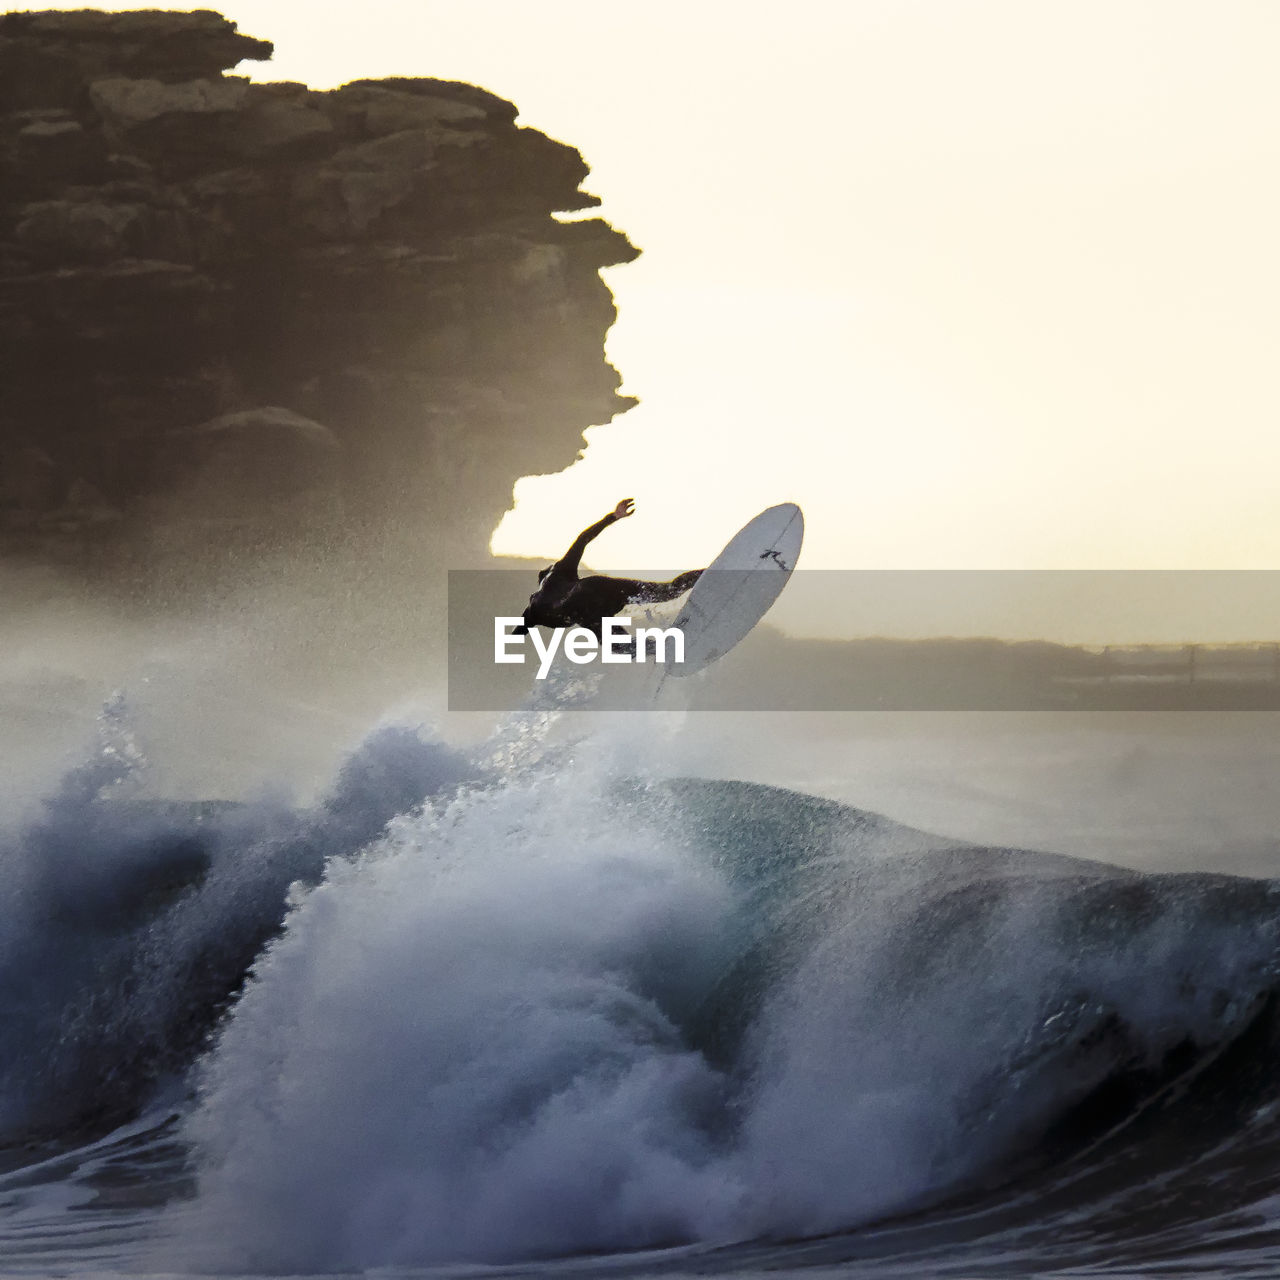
[537,566,553,584]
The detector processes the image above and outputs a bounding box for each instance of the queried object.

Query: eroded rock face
[0,9,639,581]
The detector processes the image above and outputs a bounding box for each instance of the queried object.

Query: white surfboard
[666,502,804,677]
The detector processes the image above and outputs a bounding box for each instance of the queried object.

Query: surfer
[513,499,703,639]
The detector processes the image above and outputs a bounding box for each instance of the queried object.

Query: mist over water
[667,710,1280,877]
[0,558,450,816]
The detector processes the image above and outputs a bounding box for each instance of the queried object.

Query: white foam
[163,767,746,1271]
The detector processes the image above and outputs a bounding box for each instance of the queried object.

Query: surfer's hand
[613,499,635,520]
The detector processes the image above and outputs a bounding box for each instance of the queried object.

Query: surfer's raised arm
[558,499,634,576]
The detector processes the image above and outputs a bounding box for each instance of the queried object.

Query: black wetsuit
[517,511,703,639]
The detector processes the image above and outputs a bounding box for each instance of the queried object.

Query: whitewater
[3,682,1280,1277]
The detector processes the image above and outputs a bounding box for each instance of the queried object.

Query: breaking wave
[2,697,1280,1276]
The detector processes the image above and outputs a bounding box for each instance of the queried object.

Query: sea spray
[169,769,745,1270]
[0,710,475,1141]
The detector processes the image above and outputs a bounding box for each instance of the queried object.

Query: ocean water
[2,683,1280,1277]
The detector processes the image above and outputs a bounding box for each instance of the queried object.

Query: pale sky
[27,1,1280,639]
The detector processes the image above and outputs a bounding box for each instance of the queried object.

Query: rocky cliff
[0,9,638,587]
